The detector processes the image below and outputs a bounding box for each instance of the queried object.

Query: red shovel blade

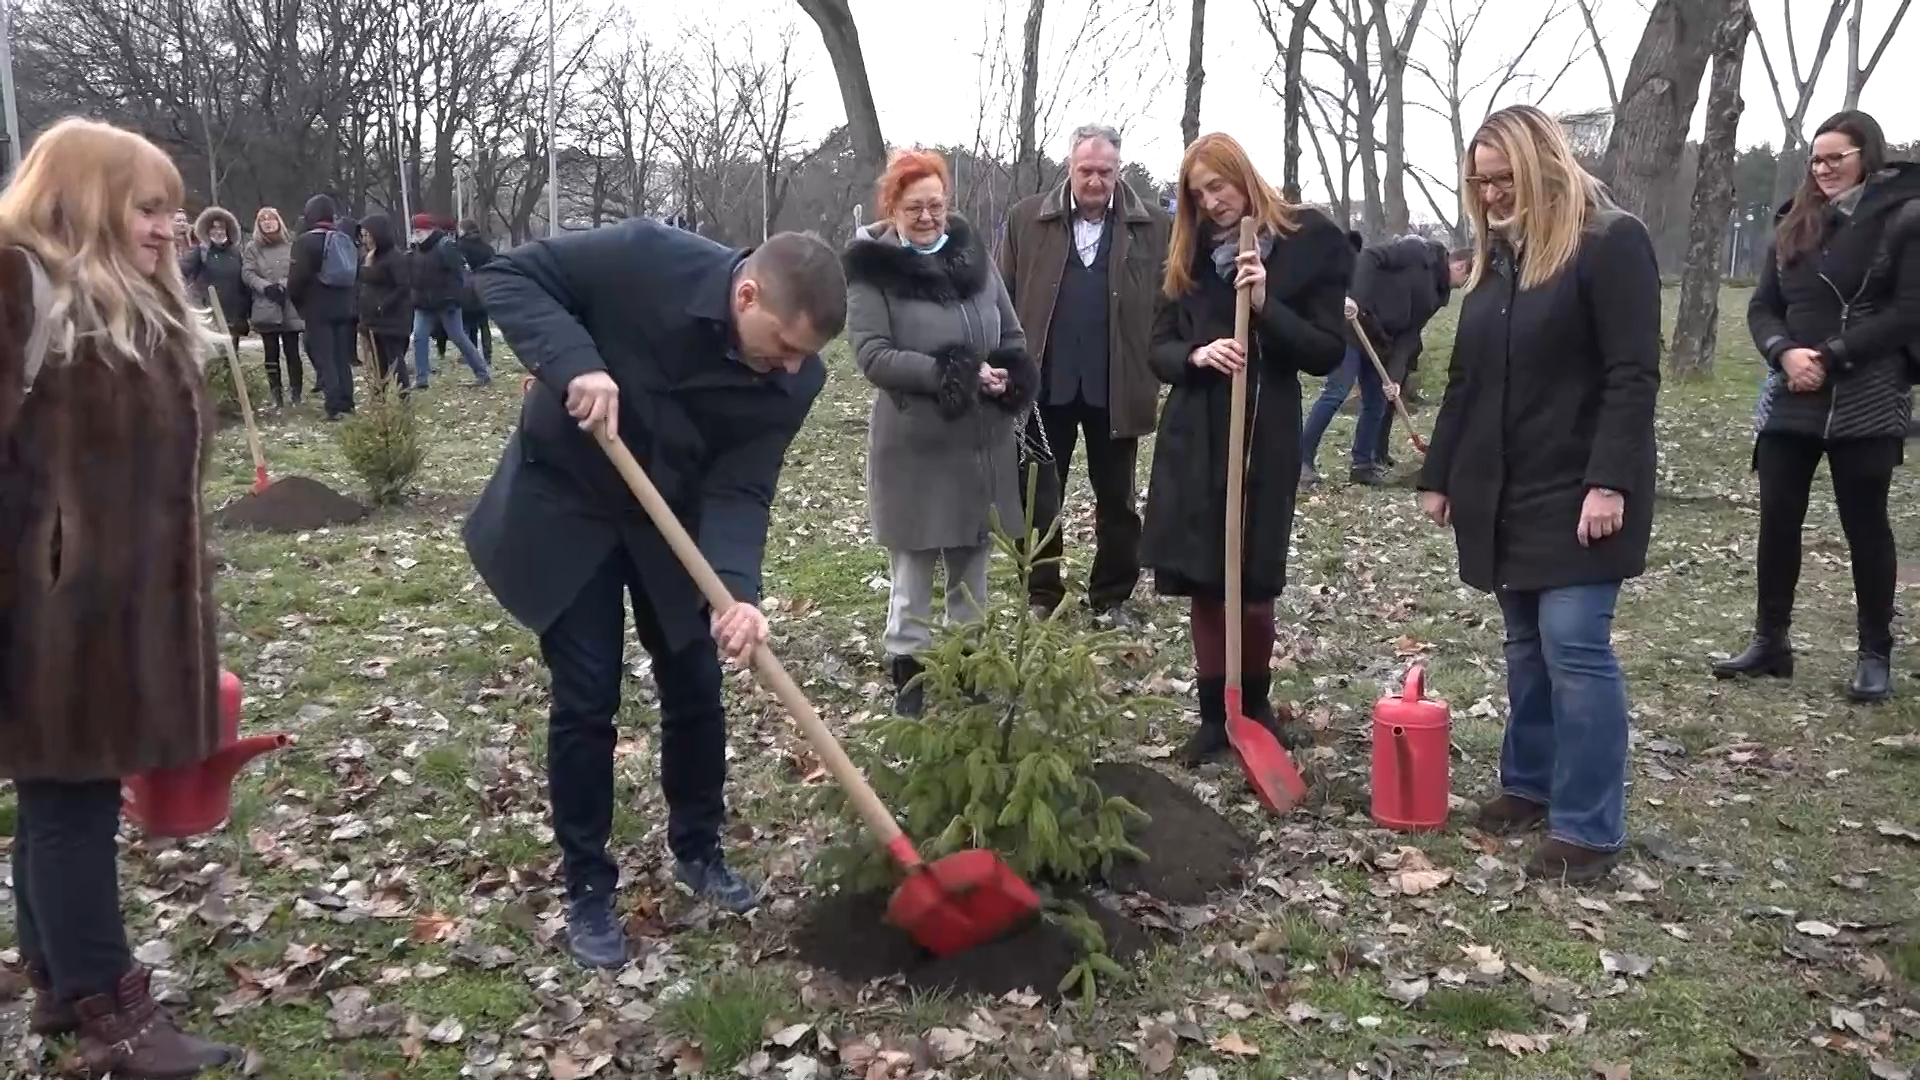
[1224,685,1308,814]
[252,466,271,495]
[885,848,1041,958]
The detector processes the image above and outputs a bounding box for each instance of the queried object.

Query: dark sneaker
[1474,793,1548,835]
[1349,465,1387,486]
[1524,838,1622,884]
[1300,465,1321,487]
[564,894,629,969]
[676,855,759,914]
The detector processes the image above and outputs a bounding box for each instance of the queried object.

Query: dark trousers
[1027,401,1142,611]
[371,333,413,390]
[1754,432,1900,652]
[11,778,132,999]
[306,319,356,417]
[540,552,729,900]
[261,330,303,401]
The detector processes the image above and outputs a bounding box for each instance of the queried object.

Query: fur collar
[842,215,990,303]
[195,207,242,247]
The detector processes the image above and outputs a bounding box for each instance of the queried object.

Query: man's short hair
[1068,123,1122,157]
[746,231,847,339]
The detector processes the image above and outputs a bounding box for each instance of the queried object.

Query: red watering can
[1370,664,1450,832]
[123,671,291,838]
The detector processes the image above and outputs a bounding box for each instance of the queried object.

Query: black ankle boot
[889,655,925,717]
[1243,670,1308,750]
[1179,677,1231,767]
[1848,650,1892,703]
[1712,631,1794,679]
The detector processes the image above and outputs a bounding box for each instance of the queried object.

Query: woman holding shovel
[1140,133,1352,767]
[1417,105,1661,883]
[0,117,236,1077]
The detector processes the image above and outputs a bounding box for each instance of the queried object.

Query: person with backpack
[408,212,491,388]
[289,193,358,419]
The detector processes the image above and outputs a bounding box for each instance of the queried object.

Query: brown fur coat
[0,247,223,781]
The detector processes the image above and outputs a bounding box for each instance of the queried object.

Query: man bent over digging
[465,221,845,968]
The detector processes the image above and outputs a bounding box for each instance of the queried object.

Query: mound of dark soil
[789,888,1147,1000]
[214,476,368,532]
[1094,761,1249,904]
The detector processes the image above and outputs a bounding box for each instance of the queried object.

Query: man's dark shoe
[1349,465,1387,486]
[1474,793,1548,835]
[675,855,759,914]
[26,961,78,1037]
[1179,677,1232,767]
[1524,838,1622,884]
[1712,633,1793,679]
[564,893,629,969]
[1300,465,1322,487]
[888,654,925,717]
[1092,603,1140,632]
[76,967,233,1078]
[1848,650,1893,703]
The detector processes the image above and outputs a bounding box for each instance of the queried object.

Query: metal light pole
[544,0,558,236]
[1,1,22,176]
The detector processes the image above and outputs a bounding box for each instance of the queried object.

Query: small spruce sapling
[818,464,1154,890]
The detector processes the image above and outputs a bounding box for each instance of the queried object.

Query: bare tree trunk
[1282,0,1315,200]
[1670,0,1750,380]
[1599,0,1718,251]
[1843,0,1913,109]
[1182,0,1205,146]
[1017,0,1045,188]
[797,0,886,174]
[1372,0,1428,237]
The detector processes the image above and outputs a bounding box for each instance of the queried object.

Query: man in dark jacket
[453,219,497,367]
[467,222,845,968]
[289,193,358,419]
[408,213,491,388]
[356,213,414,390]
[1302,236,1468,484]
[999,124,1170,624]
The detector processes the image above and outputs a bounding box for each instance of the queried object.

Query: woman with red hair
[843,148,1039,716]
[1140,133,1353,765]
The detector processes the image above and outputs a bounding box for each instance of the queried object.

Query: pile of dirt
[213,476,368,532]
[1093,761,1249,903]
[791,762,1248,998]
[789,888,1147,1000]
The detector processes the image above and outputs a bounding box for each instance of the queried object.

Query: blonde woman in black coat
[1418,105,1662,883]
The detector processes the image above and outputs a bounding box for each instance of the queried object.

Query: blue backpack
[308,228,358,288]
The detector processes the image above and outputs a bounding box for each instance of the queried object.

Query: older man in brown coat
[999,123,1171,624]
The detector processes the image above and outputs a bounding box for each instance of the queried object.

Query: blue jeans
[413,307,490,385]
[1497,582,1629,851]
[1300,346,1388,470]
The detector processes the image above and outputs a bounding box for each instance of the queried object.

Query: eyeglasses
[1808,148,1862,174]
[1465,173,1516,193]
[899,201,948,221]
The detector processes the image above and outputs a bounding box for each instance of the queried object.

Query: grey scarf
[1211,228,1275,284]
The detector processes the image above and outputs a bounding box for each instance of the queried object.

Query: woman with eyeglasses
[1418,105,1662,883]
[1714,110,1920,702]
[843,148,1039,716]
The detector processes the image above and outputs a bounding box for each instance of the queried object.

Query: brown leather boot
[1474,793,1548,835]
[1524,838,1622,884]
[75,967,233,1079]
[26,961,80,1037]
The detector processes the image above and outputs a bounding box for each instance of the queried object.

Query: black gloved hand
[266,283,286,303]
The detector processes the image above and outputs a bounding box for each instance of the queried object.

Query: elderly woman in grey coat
[241,206,306,407]
[844,148,1040,716]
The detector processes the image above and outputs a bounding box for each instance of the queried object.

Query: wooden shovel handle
[207,293,267,475]
[593,429,907,848]
[1224,218,1257,690]
[1346,312,1427,453]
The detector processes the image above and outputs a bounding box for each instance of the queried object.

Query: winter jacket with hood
[843,214,1039,553]
[242,216,302,331]
[189,207,249,326]
[356,214,413,336]
[1749,160,1920,444]
[410,229,469,311]
[458,229,496,312]
[289,193,355,324]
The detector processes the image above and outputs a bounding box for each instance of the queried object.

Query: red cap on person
[411,213,436,231]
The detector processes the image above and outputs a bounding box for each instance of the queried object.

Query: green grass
[5,289,1920,1079]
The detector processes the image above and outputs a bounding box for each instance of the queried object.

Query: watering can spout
[203,733,293,787]
[122,671,291,838]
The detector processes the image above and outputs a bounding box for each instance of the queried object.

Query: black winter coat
[356,214,413,336]
[1140,210,1352,600]
[410,231,469,311]
[1351,236,1452,376]
[458,232,496,312]
[289,194,355,324]
[189,207,249,326]
[1749,162,1920,444]
[1418,208,1662,594]
[465,220,825,654]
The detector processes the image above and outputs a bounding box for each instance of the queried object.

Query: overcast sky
[647,0,1916,209]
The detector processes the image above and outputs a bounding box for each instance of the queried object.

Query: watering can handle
[593,429,913,856]
[1404,663,1425,701]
